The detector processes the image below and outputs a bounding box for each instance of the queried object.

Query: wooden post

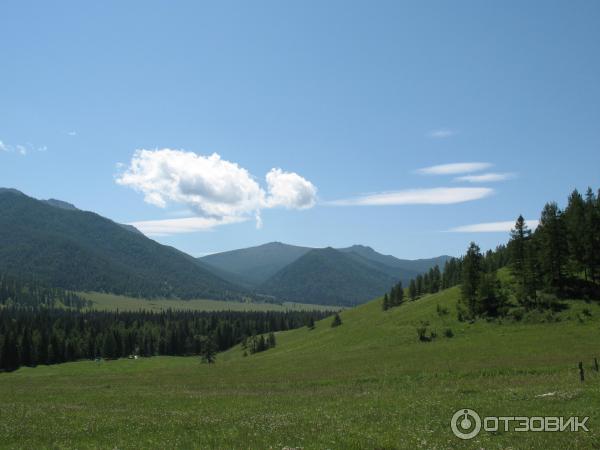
[579,362,585,382]
[595,358,599,372]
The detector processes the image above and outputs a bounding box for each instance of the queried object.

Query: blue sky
[1,1,599,259]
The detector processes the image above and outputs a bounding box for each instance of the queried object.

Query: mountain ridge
[0,188,246,300]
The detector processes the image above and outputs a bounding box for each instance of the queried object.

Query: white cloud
[127,216,247,236]
[428,128,457,139]
[417,162,492,175]
[67,131,77,136]
[454,172,515,183]
[328,187,493,206]
[116,148,317,231]
[265,168,317,209]
[0,140,46,156]
[447,220,539,233]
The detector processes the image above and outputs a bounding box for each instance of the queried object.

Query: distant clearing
[79,292,339,312]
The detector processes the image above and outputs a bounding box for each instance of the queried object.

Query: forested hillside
[259,247,399,306]
[0,189,245,300]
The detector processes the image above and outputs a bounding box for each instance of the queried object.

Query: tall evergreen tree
[459,242,483,318]
[409,279,417,301]
[509,215,537,306]
[382,293,390,311]
[536,202,568,290]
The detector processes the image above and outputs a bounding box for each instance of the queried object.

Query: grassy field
[79,291,339,312]
[1,287,600,449]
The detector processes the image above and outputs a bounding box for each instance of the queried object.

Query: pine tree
[564,189,587,278]
[536,202,568,290]
[509,215,537,306]
[382,293,390,311]
[331,313,342,327]
[409,279,417,300]
[477,272,506,317]
[200,334,217,364]
[460,242,483,318]
[267,332,276,348]
[395,281,404,305]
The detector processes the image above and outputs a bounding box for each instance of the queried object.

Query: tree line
[382,187,600,319]
[0,284,332,371]
[459,187,600,319]
[0,274,92,310]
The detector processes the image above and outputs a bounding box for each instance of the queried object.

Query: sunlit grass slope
[80,291,337,312]
[1,287,599,449]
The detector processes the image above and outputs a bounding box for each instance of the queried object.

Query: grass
[79,291,339,312]
[1,287,600,449]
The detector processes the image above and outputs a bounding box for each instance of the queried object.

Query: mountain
[258,247,399,306]
[200,242,311,286]
[0,188,246,300]
[43,197,144,235]
[338,245,452,278]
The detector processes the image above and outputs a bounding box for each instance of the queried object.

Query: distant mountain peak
[0,187,25,196]
[43,198,79,211]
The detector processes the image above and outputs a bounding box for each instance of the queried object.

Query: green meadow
[79,291,338,312]
[1,286,599,449]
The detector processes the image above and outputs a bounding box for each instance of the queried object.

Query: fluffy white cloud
[428,128,457,139]
[265,168,317,209]
[328,187,493,206]
[116,149,317,231]
[454,172,515,183]
[448,220,539,233]
[417,162,492,175]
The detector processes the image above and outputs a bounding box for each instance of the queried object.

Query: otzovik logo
[451,408,590,440]
[451,409,481,440]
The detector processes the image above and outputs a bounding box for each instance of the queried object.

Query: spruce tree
[382,293,390,311]
[509,215,536,306]
[536,202,568,290]
[331,313,342,327]
[409,279,417,300]
[460,242,483,318]
[395,281,404,305]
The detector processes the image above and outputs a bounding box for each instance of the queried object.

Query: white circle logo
[451,409,482,440]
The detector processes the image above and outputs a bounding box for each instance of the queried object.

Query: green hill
[1,284,599,448]
[339,244,452,280]
[201,242,450,294]
[258,247,401,306]
[0,189,246,300]
[199,242,312,286]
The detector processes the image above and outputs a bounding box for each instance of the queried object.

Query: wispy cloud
[328,187,494,206]
[67,131,77,136]
[0,139,46,155]
[416,162,492,176]
[428,128,457,139]
[447,220,539,233]
[128,216,248,236]
[454,172,515,183]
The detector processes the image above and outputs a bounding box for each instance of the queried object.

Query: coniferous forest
[384,187,600,319]
[0,274,331,371]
